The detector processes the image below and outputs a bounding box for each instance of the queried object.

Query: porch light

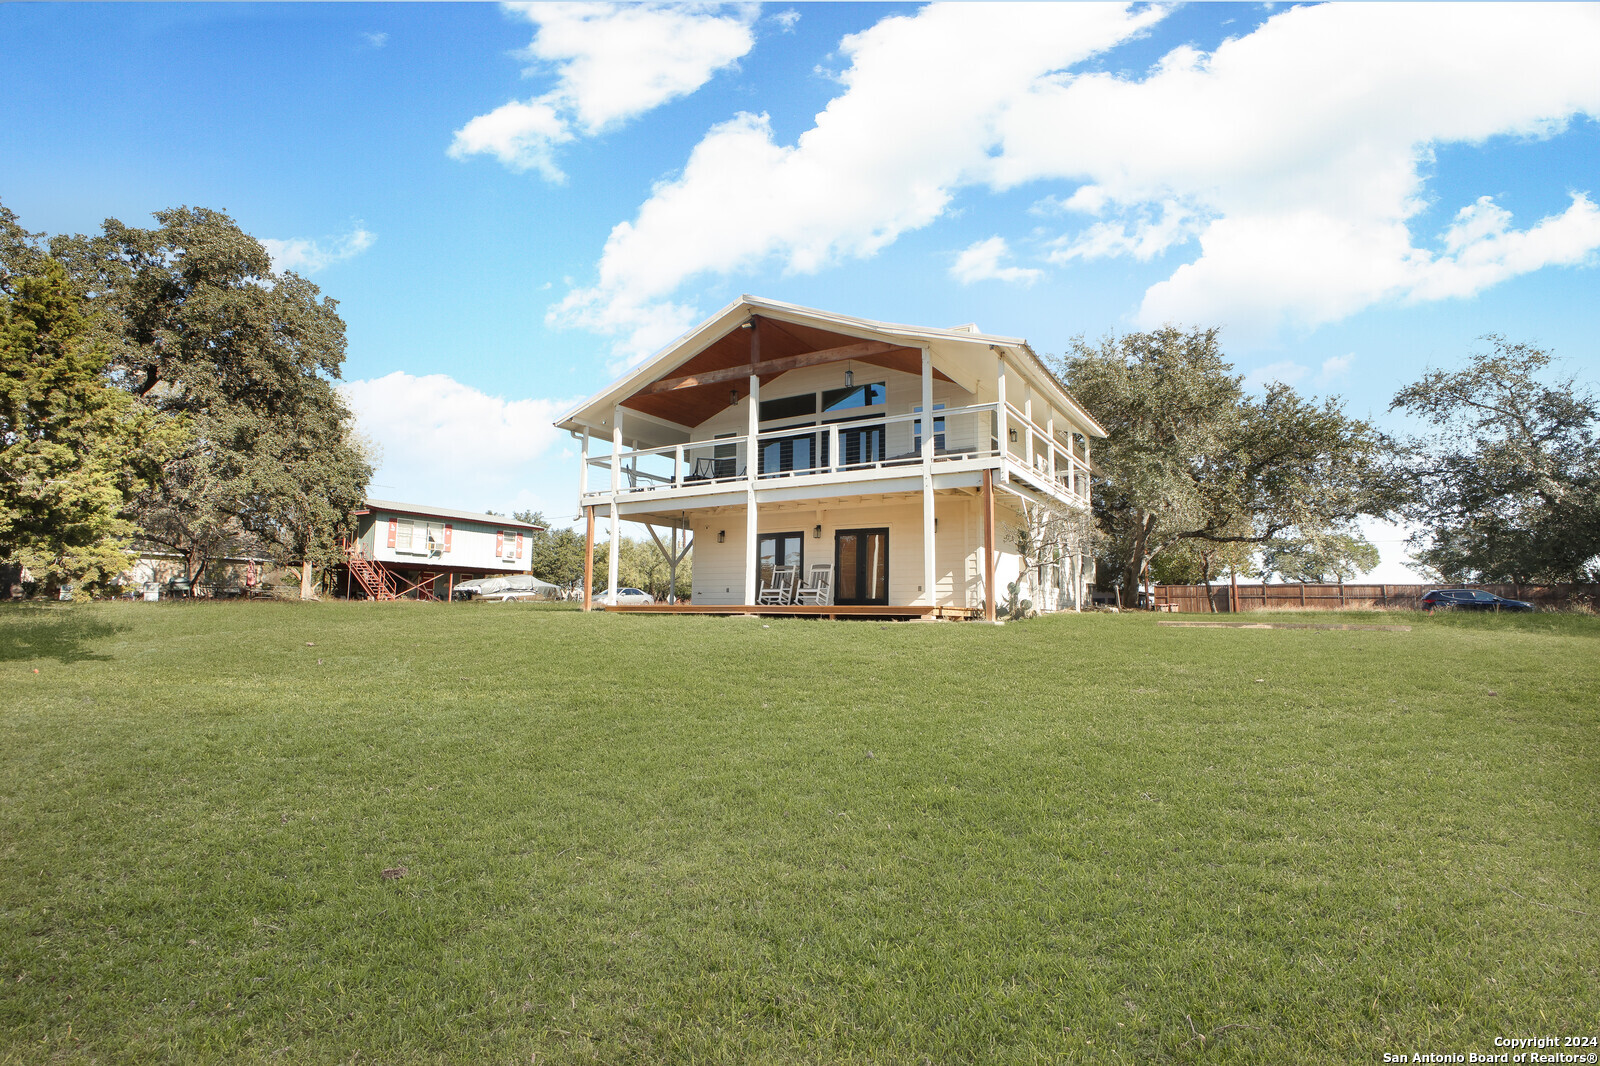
[813,524,822,539]
[729,388,738,406]
[1009,427,1019,443]
[717,530,726,543]
[845,369,853,387]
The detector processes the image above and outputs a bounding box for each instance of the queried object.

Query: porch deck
[603,603,981,621]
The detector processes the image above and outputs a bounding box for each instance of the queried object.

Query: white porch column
[1046,412,1056,483]
[1023,389,1034,469]
[744,373,759,603]
[609,405,621,595]
[578,430,589,498]
[921,346,935,607]
[611,405,622,494]
[995,354,1008,458]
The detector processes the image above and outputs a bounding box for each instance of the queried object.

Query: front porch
[602,603,980,620]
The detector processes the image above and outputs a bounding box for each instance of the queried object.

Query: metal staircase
[346,544,398,600]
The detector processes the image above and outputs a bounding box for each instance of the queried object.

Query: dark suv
[1421,588,1534,612]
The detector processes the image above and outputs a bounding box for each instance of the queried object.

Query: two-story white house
[555,297,1105,620]
[345,499,544,601]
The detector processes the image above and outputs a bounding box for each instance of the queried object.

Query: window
[713,433,737,478]
[828,416,887,467]
[499,531,520,561]
[913,404,946,452]
[760,431,816,475]
[395,518,415,552]
[759,392,817,423]
[821,382,886,412]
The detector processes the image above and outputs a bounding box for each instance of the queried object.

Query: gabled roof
[555,295,1107,444]
[356,499,545,530]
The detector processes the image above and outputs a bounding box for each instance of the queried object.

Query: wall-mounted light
[729,389,739,407]
[934,518,939,532]
[845,369,853,388]
[717,530,726,543]
[1009,428,1019,443]
[813,524,822,539]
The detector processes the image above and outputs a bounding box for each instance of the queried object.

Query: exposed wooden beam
[638,340,902,395]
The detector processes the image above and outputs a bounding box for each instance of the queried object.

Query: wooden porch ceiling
[619,315,953,428]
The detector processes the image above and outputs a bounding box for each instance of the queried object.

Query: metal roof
[358,499,546,530]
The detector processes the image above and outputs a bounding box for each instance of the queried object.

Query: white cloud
[1408,192,1600,302]
[261,227,376,274]
[1046,200,1200,263]
[554,2,1162,359]
[341,371,578,517]
[1317,353,1354,385]
[991,2,1600,335]
[555,1,1600,354]
[1242,359,1308,392]
[951,236,1042,285]
[362,31,388,48]
[449,2,759,179]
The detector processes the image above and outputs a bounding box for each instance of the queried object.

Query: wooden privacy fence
[1150,582,1599,613]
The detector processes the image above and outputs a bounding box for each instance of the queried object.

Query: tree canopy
[0,255,182,590]
[47,206,371,591]
[1057,327,1391,594]
[1390,336,1599,584]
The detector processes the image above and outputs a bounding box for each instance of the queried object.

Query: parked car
[598,587,655,606]
[452,575,561,602]
[1421,588,1534,612]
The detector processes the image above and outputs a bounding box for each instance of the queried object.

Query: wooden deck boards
[602,604,981,620]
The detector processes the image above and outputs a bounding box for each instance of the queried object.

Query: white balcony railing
[583,401,1090,505]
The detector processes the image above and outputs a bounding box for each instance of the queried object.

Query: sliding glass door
[834,528,889,605]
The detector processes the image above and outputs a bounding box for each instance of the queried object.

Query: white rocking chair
[793,563,833,606]
[757,565,798,605]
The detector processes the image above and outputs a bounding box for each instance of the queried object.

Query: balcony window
[821,382,885,412]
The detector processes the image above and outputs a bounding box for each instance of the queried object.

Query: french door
[834,528,889,605]
[758,532,804,589]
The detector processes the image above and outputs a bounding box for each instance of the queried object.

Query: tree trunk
[1124,513,1152,603]
[300,558,316,600]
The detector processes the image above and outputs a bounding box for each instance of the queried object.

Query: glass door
[834,528,889,605]
[758,532,805,590]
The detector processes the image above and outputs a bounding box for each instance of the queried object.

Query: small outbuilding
[344,499,545,601]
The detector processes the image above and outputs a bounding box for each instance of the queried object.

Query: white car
[599,587,655,606]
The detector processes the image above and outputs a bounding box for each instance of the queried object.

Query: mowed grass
[0,603,1595,1065]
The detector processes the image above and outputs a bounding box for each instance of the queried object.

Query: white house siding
[360,512,531,573]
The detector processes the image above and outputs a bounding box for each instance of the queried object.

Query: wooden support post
[583,506,595,611]
[1300,583,1307,608]
[982,468,996,622]
[1230,568,1239,613]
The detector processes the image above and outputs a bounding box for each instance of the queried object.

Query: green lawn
[1,602,1595,1064]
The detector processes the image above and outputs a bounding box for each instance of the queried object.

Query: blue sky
[4,2,1598,580]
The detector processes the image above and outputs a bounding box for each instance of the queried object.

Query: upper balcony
[580,400,1090,511]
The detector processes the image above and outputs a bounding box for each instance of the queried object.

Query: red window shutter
[515,532,524,559]
[443,524,453,552]
[387,518,397,548]
[495,531,504,558]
